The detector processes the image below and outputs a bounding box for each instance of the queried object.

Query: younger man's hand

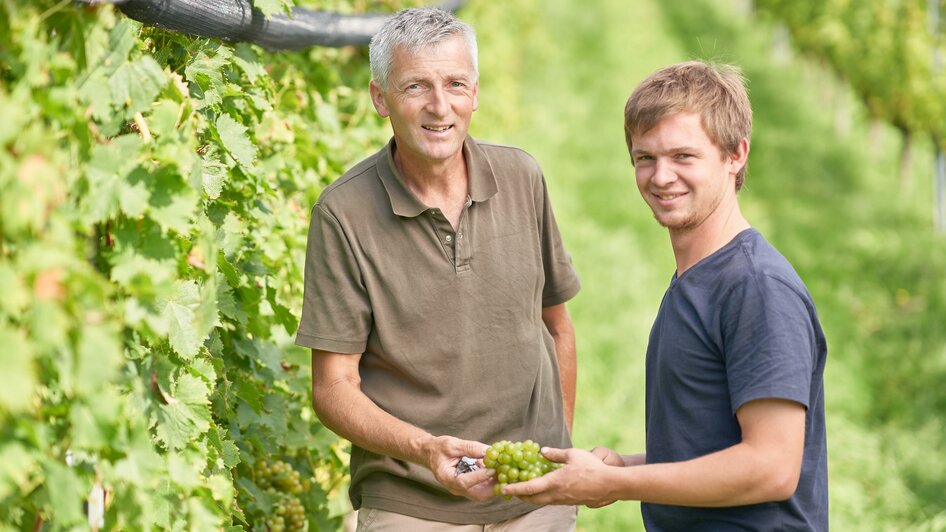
[501,447,615,507]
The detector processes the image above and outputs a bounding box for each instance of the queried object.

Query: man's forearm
[312,374,434,466]
[604,398,805,507]
[554,331,576,432]
[607,442,798,507]
[310,350,435,466]
[311,350,496,501]
[542,304,576,432]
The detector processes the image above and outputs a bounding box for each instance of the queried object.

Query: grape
[483,440,562,492]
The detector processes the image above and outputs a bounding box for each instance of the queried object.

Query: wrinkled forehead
[395,34,471,61]
[389,36,476,76]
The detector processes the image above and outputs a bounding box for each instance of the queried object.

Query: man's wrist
[408,432,436,467]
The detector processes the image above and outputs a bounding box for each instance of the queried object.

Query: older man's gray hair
[369,7,478,89]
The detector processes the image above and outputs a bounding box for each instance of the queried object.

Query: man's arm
[310,349,495,501]
[503,398,805,507]
[542,303,576,433]
[591,447,645,467]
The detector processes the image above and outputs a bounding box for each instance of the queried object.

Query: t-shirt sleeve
[721,273,817,414]
[535,172,581,307]
[294,203,372,354]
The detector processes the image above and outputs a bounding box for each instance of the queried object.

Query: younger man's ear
[730,137,750,174]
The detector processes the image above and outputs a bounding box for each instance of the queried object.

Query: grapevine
[0,0,419,529]
[754,0,946,156]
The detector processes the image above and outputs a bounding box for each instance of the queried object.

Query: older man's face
[370,35,478,168]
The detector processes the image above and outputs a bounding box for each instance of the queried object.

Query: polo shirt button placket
[455,221,471,274]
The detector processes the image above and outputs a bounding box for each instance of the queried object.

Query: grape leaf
[269,291,299,334]
[207,426,242,469]
[0,85,33,146]
[215,113,257,170]
[0,264,28,318]
[217,252,243,289]
[201,154,228,200]
[219,211,247,260]
[153,373,212,450]
[261,392,289,435]
[110,250,177,299]
[78,69,114,122]
[113,430,164,486]
[256,341,285,374]
[119,169,151,218]
[236,477,277,514]
[207,473,235,504]
[82,135,141,224]
[149,99,183,140]
[75,324,122,397]
[105,19,139,71]
[168,452,201,490]
[109,56,168,116]
[69,390,122,450]
[232,44,266,84]
[68,402,111,450]
[253,0,294,17]
[148,169,198,235]
[235,378,264,415]
[163,281,202,359]
[43,459,85,526]
[189,356,217,385]
[183,45,230,109]
[0,443,37,501]
[151,477,177,529]
[176,372,211,407]
[0,325,37,413]
[216,279,246,325]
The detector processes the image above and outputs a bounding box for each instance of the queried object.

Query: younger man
[503,61,828,531]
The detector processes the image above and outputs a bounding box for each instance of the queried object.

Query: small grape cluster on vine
[253,460,308,531]
[483,440,561,497]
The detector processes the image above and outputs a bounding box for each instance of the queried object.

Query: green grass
[467,0,946,530]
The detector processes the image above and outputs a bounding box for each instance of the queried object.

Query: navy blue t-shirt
[642,229,828,531]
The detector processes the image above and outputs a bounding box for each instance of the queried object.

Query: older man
[295,7,581,531]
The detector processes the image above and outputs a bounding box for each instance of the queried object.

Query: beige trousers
[355,505,578,532]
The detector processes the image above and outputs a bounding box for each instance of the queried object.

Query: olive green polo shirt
[295,136,581,524]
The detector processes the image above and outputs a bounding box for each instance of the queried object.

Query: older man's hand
[424,435,496,502]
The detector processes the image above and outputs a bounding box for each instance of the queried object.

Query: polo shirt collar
[378,136,499,218]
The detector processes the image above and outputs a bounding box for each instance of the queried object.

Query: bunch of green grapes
[269,496,306,532]
[483,440,561,496]
[252,459,309,530]
[254,460,305,494]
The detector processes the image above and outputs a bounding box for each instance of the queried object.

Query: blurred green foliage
[754,0,946,142]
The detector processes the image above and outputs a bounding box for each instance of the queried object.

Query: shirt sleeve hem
[731,387,810,416]
[542,277,581,308]
[294,332,366,355]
